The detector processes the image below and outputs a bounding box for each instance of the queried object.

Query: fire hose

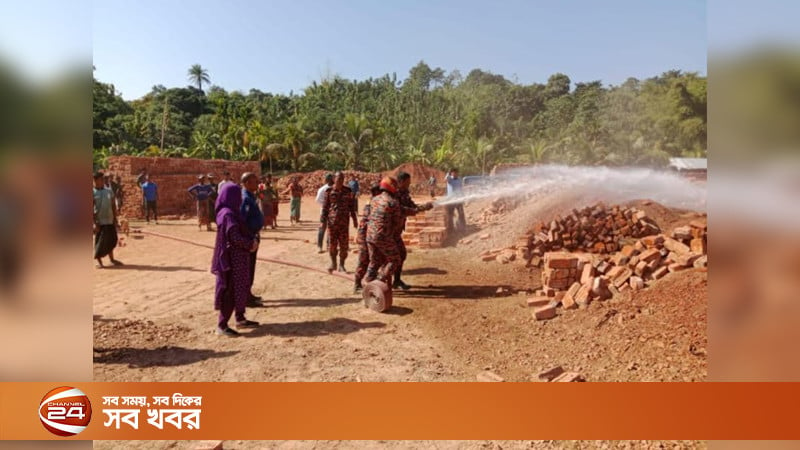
[138,230,393,311]
[139,230,355,282]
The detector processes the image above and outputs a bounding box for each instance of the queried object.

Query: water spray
[431,165,706,211]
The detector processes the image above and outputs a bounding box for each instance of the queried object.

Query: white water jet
[434,165,706,211]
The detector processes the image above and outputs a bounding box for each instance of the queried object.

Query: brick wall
[106,156,260,219]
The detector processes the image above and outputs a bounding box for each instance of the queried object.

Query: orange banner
[1,383,798,440]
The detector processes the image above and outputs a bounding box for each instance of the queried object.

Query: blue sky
[0,2,91,81]
[707,0,800,53]
[90,0,707,99]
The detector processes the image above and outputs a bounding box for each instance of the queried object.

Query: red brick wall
[106,156,260,219]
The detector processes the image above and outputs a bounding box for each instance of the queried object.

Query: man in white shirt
[316,173,334,253]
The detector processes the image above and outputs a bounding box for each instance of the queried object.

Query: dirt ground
[94,195,707,449]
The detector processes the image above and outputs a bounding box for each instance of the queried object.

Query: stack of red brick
[480,203,663,266]
[399,207,449,249]
[524,203,661,255]
[106,156,260,219]
[528,219,708,320]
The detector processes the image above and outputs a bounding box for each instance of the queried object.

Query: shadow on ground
[93,346,238,368]
[242,317,386,338]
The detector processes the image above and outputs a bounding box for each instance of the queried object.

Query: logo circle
[38,386,92,437]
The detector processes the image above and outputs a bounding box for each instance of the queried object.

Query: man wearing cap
[365,176,403,285]
[321,171,358,273]
[188,175,215,231]
[394,171,434,290]
[315,173,334,253]
[353,182,382,293]
[241,172,265,306]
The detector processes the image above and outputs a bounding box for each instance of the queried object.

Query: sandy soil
[94,194,706,449]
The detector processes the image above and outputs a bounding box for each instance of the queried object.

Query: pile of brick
[274,170,382,199]
[525,203,661,254]
[528,219,708,321]
[475,196,524,225]
[479,202,663,265]
[106,156,260,219]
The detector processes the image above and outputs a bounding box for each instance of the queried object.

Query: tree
[326,113,375,171]
[94,63,706,171]
[187,64,211,92]
[282,118,317,171]
[545,73,571,99]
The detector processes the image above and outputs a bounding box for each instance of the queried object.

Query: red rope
[139,230,355,282]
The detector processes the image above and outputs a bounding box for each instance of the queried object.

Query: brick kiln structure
[106,156,260,219]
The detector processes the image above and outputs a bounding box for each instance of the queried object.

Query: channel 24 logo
[38,387,93,436]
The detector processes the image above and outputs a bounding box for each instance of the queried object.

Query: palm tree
[327,113,375,171]
[187,64,211,91]
[282,118,317,171]
[262,143,286,174]
[527,139,552,164]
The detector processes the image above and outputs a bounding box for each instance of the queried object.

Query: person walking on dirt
[93,171,122,268]
[140,174,159,224]
[365,176,403,285]
[353,183,382,293]
[188,175,215,231]
[315,173,334,253]
[211,183,260,337]
[321,171,358,273]
[281,176,303,225]
[241,173,265,307]
[394,171,434,290]
[445,168,466,232]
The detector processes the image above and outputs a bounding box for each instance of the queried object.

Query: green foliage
[93,62,706,174]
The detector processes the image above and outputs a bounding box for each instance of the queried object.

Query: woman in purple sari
[211,183,260,336]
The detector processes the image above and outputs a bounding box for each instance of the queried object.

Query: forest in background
[93,61,707,174]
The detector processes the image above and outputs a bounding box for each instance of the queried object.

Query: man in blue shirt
[241,172,265,306]
[140,175,159,224]
[188,175,215,231]
[445,168,466,232]
[348,174,360,213]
